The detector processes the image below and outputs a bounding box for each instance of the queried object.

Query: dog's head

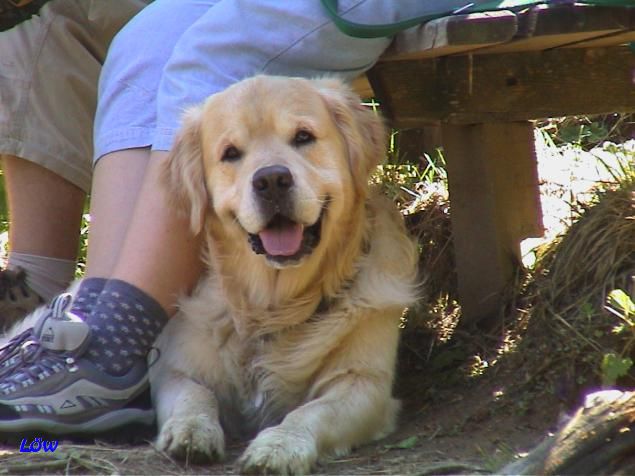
[163,76,386,269]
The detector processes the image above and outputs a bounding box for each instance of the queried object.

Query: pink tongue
[259,223,304,256]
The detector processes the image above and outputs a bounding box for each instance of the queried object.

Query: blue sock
[83,279,168,376]
[70,277,107,315]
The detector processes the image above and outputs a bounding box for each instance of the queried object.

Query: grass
[0,443,188,475]
[389,116,634,422]
[472,141,632,415]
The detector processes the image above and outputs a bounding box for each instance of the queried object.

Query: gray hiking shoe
[0,298,70,379]
[0,293,154,436]
[0,267,43,330]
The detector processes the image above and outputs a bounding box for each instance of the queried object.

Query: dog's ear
[161,106,208,235]
[315,78,387,192]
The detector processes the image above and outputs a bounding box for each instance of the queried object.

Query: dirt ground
[0,333,563,475]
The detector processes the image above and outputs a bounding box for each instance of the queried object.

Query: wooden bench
[354,3,635,325]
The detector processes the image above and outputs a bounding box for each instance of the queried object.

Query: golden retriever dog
[152,75,418,474]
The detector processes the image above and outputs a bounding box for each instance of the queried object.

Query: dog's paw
[238,426,317,475]
[157,414,225,463]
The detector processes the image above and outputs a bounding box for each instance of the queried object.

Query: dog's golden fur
[151,76,418,474]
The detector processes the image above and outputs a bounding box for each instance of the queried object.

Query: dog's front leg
[154,371,225,463]
[238,311,400,475]
[238,374,396,474]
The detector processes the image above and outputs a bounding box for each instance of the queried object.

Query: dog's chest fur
[172,278,354,437]
[156,193,417,442]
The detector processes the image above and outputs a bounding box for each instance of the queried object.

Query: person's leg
[62,147,202,376]
[0,154,84,325]
[85,147,202,314]
[76,147,197,376]
[0,0,97,325]
[84,149,151,279]
[65,1,213,380]
[0,0,149,327]
[86,0,217,315]
[108,151,204,314]
[2,155,85,261]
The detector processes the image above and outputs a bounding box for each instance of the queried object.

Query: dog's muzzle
[248,165,325,265]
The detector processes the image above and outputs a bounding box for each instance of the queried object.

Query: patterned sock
[83,279,168,376]
[70,277,107,316]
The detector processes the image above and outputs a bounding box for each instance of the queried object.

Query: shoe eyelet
[66,357,78,373]
[20,340,39,363]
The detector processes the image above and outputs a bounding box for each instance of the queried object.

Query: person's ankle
[70,277,107,316]
[83,279,168,376]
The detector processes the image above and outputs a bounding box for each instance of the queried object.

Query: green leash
[320,0,635,39]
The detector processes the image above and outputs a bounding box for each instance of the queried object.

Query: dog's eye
[221,145,242,162]
[292,130,315,147]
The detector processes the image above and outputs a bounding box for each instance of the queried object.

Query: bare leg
[86,149,203,314]
[85,148,151,278]
[2,155,85,260]
[110,150,203,314]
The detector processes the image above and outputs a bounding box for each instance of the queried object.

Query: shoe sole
[0,407,155,443]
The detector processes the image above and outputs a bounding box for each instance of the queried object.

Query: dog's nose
[252,165,294,201]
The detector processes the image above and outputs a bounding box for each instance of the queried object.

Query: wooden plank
[361,4,634,97]
[480,4,635,54]
[566,29,635,49]
[381,11,518,61]
[368,45,635,126]
[378,4,634,61]
[394,126,442,163]
[442,121,542,324]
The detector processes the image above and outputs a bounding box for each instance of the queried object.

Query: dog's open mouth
[248,208,325,265]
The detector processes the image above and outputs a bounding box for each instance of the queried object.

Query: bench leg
[441,121,543,325]
[396,126,442,163]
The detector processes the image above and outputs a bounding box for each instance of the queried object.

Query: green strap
[320,0,635,39]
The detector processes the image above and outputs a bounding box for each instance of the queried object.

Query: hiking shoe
[0,298,70,378]
[0,293,155,436]
[0,267,44,330]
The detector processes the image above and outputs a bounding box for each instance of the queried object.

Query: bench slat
[479,4,635,54]
[381,11,518,61]
[381,4,635,60]
[368,45,635,126]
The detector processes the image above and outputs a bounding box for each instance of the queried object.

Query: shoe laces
[0,287,66,374]
[0,342,70,394]
[0,327,35,375]
[0,294,77,393]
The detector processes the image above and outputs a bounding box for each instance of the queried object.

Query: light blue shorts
[94,0,468,162]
